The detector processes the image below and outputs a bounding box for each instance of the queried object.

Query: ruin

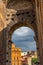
[0,0,43,65]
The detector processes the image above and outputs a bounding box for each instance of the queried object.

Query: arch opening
[11,26,36,52]
[8,22,39,65]
[6,0,40,65]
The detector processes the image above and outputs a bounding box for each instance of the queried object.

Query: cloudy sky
[11,26,36,51]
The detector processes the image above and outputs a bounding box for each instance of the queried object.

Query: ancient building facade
[11,43,21,65]
[0,0,43,65]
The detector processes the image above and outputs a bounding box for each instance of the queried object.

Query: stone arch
[8,21,35,36]
[8,20,38,48]
[8,21,37,50]
[0,0,43,65]
[6,0,40,65]
[7,20,38,53]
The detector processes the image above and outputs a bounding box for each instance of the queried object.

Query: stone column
[35,0,43,65]
[0,0,7,65]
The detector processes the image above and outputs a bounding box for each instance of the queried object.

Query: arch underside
[9,21,37,36]
[6,0,38,57]
[7,0,35,10]
[6,0,42,65]
[6,0,37,35]
[6,0,38,42]
[0,0,43,65]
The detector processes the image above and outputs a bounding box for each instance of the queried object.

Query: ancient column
[35,0,43,65]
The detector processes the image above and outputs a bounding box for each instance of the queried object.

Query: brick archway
[7,21,38,64]
[0,0,43,65]
[6,0,43,65]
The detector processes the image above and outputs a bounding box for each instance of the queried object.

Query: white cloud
[13,27,35,36]
[11,26,36,51]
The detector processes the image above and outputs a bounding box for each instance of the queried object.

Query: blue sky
[11,26,36,51]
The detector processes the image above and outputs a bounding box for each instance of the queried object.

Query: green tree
[32,58,38,63]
